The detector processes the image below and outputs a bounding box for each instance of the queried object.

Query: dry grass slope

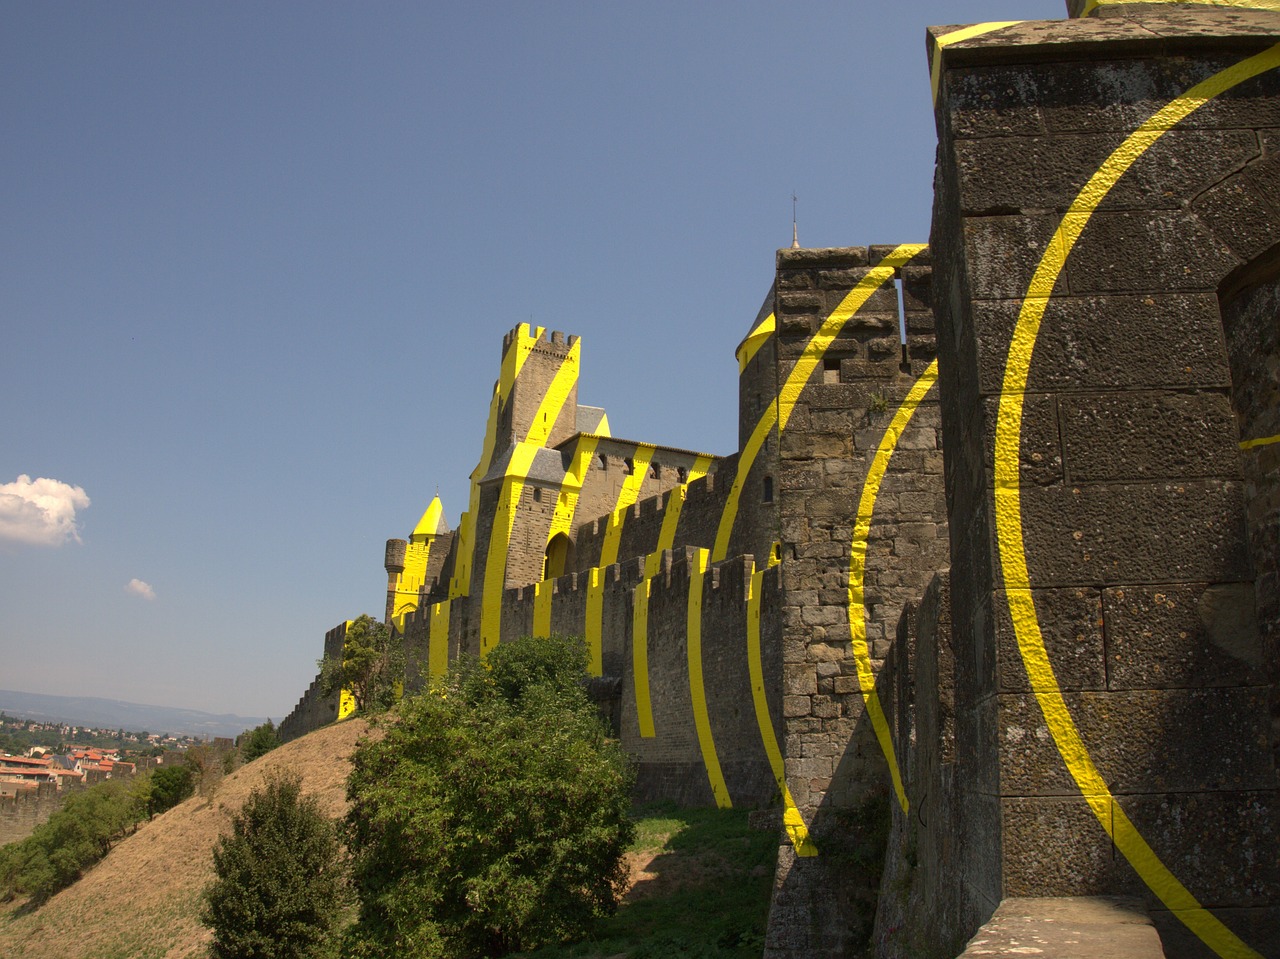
[0,719,369,959]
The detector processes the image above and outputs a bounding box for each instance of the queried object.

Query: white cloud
[125,578,156,601]
[0,475,90,546]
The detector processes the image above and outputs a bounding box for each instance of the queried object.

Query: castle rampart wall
[927,9,1280,956]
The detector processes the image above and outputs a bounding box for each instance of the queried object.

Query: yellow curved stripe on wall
[450,385,500,599]
[526,338,580,447]
[737,312,776,373]
[632,577,654,737]
[530,435,603,639]
[687,548,730,807]
[1240,432,1280,450]
[993,46,1280,959]
[338,689,356,720]
[847,361,938,815]
[479,442,541,656]
[585,444,655,675]
[533,580,553,638]
[429,599,450,680]
[713,244,926,563]
[452,325,545,599]
[477,341,581,654]
[748,566,816,854]
[632,453,713,737]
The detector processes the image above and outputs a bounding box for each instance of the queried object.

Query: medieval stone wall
[926,8,1280,957]
[279,7,1280,959]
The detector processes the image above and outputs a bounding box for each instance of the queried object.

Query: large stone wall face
[766,247,948,958]
[1221,273,1280,766]
[931,11,1280,956]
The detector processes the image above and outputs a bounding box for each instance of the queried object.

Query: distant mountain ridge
[0,689,267,740]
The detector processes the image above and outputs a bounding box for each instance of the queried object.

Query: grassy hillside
[0,719,369,959]
[0,718,777,959]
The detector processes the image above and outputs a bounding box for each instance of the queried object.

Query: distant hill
[0,718,369,959]
[0,689,268,739]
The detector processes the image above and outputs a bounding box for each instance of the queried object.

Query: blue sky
[0,1,1063,720]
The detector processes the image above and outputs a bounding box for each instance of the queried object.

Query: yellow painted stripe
[429,599,450,680]
[632,578,655,737]
[994,46,1280,959]
[533,580,552,638]
[526,338,580,447]
[848,361,939,815]
[1082,0,1280,12]
[585,445,656,675]
[713,244,927,563]
[477,342,581,655]
[632,453,714,737]
[748,566,816,854]
[1240,432,1280,450]
[479,442,540,657]
[546,434,601,544]
[336,620,356,719]
[499,323,545,402]
[687,548,730,807]
[451,325,545,600]
[530,434,603,639]
[450,386,500,598]
[338,689,356,720]
[930,22,1023,104]
[736,312,776,373]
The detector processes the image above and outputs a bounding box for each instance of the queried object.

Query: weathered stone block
[981,393,1063,487]
[972,294,1231,395]
[1060,390,1241,483]
[994,587,1106,692]
[1065,210,1240,295]
[1002,797,1114,896]
[962,214,1068,299]
[1117,791,1278,907]
[998,688,1274,795]
[1103,582,1265,689]
[954,129,1257,216]
[1017,481,1251,586]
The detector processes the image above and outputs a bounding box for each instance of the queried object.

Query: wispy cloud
[125,578,156,601]
[0,475,90,546]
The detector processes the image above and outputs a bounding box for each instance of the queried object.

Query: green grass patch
[517,802,778,959]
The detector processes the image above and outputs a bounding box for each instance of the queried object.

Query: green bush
[0,777,146,902]
[342,635,635,959]
[238,720,281,763]
[147,764,195,817]
[201,772,345,959]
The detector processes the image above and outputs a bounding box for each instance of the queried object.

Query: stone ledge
[930,11,1280,75]
[959,896,1165,958]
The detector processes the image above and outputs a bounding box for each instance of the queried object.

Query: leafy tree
[318,614,403,715]
[201,772,345,959]
[238,720,281,763]
[147,764,195,817]
[0,778,146,902]
[342,635,634,958]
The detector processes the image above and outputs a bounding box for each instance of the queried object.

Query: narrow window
[649,463,660,479]
[823,357,841,384]
[677,466,688,483]
[623,457,634,475]
[763,476,774,503]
